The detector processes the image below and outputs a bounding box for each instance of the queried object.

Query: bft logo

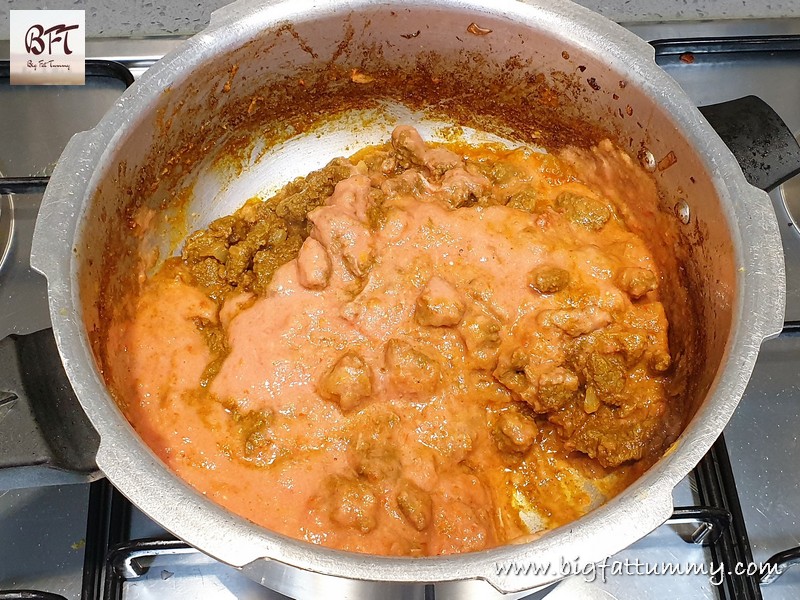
[25,23,81,56]
[10,10,85,85]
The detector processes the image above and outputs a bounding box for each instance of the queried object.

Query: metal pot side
[30,0,785,597]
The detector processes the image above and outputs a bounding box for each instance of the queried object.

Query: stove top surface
[0,18,799,600]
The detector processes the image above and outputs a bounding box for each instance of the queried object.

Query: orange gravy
[105,128,679,556]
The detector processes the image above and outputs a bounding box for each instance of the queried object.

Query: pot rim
[30,0,785,593]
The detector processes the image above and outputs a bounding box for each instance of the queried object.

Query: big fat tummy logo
[9,10,85,85]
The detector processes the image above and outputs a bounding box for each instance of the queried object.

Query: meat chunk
[385,339,440,393]
[391,126,428,164]
[381,169,437,199]
[415,277,465,327]
[585,352,626,399]
[536,366,580,412]
[225,220,290,287]
[493,408,538,454]
[396,478,433,531]
[438,168,490,208]
[424,422,475,464]
[459,307,502,370]
[234,409,277,467]
[354,446,401,483]
[613,331,648,365]
[650,350,672,373]
[181,158,352,299]
[306,175,377,278]
[494,348,578,414]
[556,404,668,467]
[272,157,354,222]
[296,237,332,290]
[621,302,672,372]
[539,307,612,337]
[486,159,524,185]
[555,191,611,230]
[391,125,462,176]
[618,267,658,299]
[528,265,570,294]
[506,189,539,213]
[308,208,374,278]
[318,352,372,412]
[326,475,379,533]
[325,175,373,223]
[495,348,532,398]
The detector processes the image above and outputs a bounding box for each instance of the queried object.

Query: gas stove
[1,18,799,600]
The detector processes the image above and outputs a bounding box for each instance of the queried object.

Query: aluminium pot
[31,0,790,598]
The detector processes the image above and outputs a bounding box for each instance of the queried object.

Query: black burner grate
[0,592,69,600]
[761,546,800,585]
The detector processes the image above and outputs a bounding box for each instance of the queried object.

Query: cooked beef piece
[528,265,571,294]
[618,267,658,299]
[415,277,465,327]
[326,475,379,533]
[555,191,611,230]
[318,352,373,412]
[385,339,441,393]
[396,478,433,531]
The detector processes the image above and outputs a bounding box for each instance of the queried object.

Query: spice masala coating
[105,126,684,556]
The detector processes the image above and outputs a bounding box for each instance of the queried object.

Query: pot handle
[32,129,99,281]
[699,95,800,193]
[0,328,100,490]
[21,126,106,489]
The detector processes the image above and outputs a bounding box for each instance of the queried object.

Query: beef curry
[104,126,685,556]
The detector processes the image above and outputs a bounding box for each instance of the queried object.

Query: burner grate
[761,546,800,585]
[0,592,69,600]
[0,177,49,196]
[694,436,763,599]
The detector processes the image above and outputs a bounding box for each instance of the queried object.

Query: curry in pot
[105,126,685,556]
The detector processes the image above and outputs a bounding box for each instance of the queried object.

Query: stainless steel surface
[624,17,800,40]
[0,191,48,340]
[27,0,785,598]
[119,550,287,600]
[0,192,14,273]
[0,74,127,339]
[653,41,800,599]
[0,77,128,178]
[725,335,800,599]
[0,484,89,597]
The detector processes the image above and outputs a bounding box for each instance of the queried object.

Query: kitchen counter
[2,0,800,39]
